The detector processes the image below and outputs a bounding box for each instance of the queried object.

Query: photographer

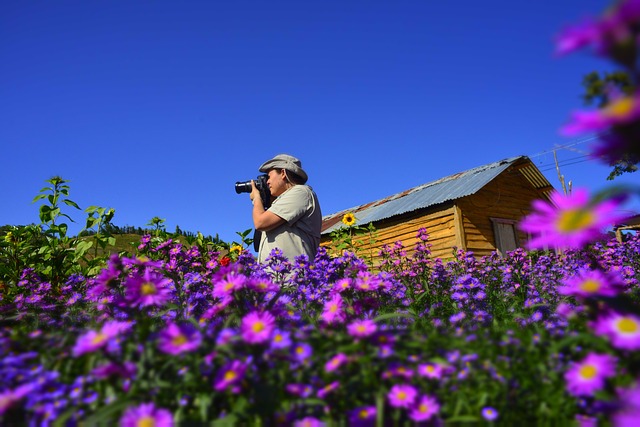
[249,154,322,263]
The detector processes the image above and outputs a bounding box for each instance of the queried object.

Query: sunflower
[230,244,243,254]
[342,212,357,227]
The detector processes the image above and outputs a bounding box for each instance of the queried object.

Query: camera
[235,174,271,208]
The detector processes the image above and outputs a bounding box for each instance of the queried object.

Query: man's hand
[250,180,261,204]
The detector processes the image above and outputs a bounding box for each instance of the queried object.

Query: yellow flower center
[172,334,187,346]
[329,304,338,313]
[224,370,237,381]
[359,409,369,419]
[274,334,282,342]
[136,416,156,427]
[91,333,107,345]
[141,282,157,295]
[617,317,639,334]
[580,279,601,293]
[426,365,435,373]
[579,364,597,379]
[224,282,234,291]
[557,209,595,232]
[605,97,634,118]
[397,391,407,400]
[251,321,265,333]
[418,403,429,413]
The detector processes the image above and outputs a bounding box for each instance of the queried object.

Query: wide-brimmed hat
[258,154,308,183]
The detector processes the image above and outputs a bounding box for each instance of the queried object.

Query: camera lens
[235,181,252,194]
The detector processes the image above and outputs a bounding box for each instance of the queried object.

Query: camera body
[235,174,271,208]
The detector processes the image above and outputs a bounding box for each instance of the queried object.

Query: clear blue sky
[2,0,637,244]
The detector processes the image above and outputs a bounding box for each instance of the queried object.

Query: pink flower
[213,359,247,393]
[559,268,625,298]
[482,406,499,421]
[325,353,348,373]
[613,381,640,426]
[592,311,640,350]
[241,311,275,344]
[408,394,440,422]
[564,352,617,397]
[320,293,345,324]
[387,384,418,408]
[519,188,628,249]
[212,273,246,298]
[417,362,444,380]
[124,268,172,307]
[119,402,173,427]
[72,320,132,357]
[347,319,377,338]
[157,323,202,355]
[348,405,376,427]
[560,93,640,136]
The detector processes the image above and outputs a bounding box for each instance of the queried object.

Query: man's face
[266,169,287,197]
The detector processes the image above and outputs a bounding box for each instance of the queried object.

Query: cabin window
[490,218,519,256]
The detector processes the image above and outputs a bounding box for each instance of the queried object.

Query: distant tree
[581,71,639,180]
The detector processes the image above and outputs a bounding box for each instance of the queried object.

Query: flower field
[2,219,640,425]
[4,0,640,425]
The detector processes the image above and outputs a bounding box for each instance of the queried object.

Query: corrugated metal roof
[321,156,552,235]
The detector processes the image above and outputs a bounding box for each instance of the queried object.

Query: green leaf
[63,199,81,210]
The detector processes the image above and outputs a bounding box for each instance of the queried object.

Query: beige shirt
[258,185,322,263]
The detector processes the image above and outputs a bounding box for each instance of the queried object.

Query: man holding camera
[249,154,322,263]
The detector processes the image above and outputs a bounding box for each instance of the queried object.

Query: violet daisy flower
[347,319,377,338]
[325,353,348,373]
[320,293,345,324]
[519,188,628,249]
[592,311,640,350]
[72,320,132,357]
[212,273,246,298]
[124,268,172,307]
[293,417,325,427]
[387,384,418,408]
[564,352,617,397]
[559,268,625,298]
[560,93,640,136]
[408,394,440,422]
[482,406,499,421]
[348,405,376,427]
[293,342,313,364]
[119,402,173,427]
[612,381,640,426]
[157,322,202,355]
[417,362,444,380]
[240,311,275,344]
[270,328,292,350]
[213,360,247,393]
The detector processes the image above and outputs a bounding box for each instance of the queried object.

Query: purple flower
[293,417,325,427]
[347,319,377,338]
[592,311,640,350]
[320,293,345,324]
[417,362,444,380]
[0,383,34,415]
[387,384,418,408]
[559,268,625,298]
[348,405,376,427]
[119,402,173,427]
[564,352,617,397]
[519,188,628,249]
[560,93,640,136]
[157,323,202,355]
[270,328,292,350]
[613,381,640,426]
[482,406,499,421]
[213,360,247,393]
[408,394,439,422]
[124,268,172,307]
[212,273,246,298]
[293,342,313,364]
[72,321,132,357]
[325,353,348,373]
[240,311,275,344]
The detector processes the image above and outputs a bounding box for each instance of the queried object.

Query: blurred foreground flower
[564,352,617,397]
[519,188,627,249]
[560,93,640,137]
[119,402,173,427]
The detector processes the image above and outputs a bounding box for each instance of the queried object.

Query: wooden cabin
[321,156,555,261]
